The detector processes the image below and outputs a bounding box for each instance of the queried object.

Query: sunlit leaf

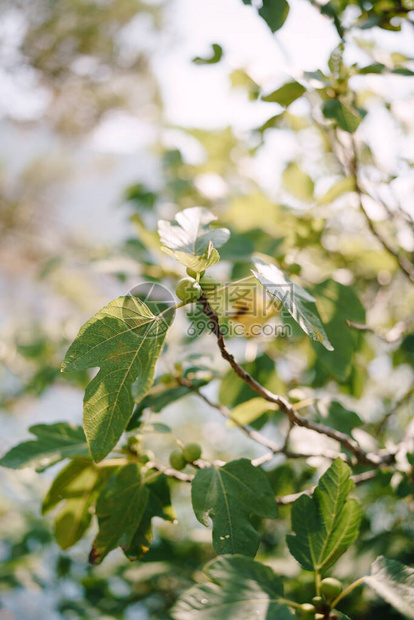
[287,458,362,572]
[158,207,230,271]
[191,458,278,557]
[42,459,109,549]
[172,554,294,619]
[366,556,414,619]
[61,296,174,462]
[282,162,314,201]
[228,397,275,427]
[262,81,306,107]
[317,177,355,204]
[162,242,221,272]
[252,257,333,350]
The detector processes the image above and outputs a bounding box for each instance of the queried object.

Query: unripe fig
[175,277,202,302]
[183,442,202,463]
[169,450,186,470]
[320,578,343,602]
[199,274,220,291]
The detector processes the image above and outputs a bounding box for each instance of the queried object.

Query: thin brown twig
[349,136,414,283]
[346,312,414,343]
[199,295,395,468]
[276,469,378,506]
[178,376,345,466]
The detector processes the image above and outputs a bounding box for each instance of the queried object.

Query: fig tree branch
[199,294,395,468]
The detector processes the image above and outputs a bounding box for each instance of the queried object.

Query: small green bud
[169,450,186,470]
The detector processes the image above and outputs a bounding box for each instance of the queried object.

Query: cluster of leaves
[2,0,414,618]
[2,204,414,618]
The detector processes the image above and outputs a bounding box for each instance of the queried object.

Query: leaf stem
[198,295,394,468]
[331,576,366,609]
[315,570,321,596]
[278,598,304,610]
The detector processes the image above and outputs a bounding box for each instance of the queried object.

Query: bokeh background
[1,0,414,618]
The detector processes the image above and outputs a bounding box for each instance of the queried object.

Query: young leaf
[287,458,361,572]
[317,176,355,204]
[322,99,362,133]
[61,296,174,462]
[191,458,278,557]
[162,241,221,273]
[42,459,108,549]
[365,556,414,619]
[172,554,294,620]
[262,81,306,107]
[0,423,89,470]
[251,257,334,351]
[158,206,230,271]
[193,43,223,65]
[228,397,275,427]
[282,162,314,201]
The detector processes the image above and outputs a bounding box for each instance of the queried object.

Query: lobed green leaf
[61,296,174,462]
[0,423,89,470]
[172,554,294,619]
[89,463,175,565]
[287,458,362,572]
[191,458,277,557]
